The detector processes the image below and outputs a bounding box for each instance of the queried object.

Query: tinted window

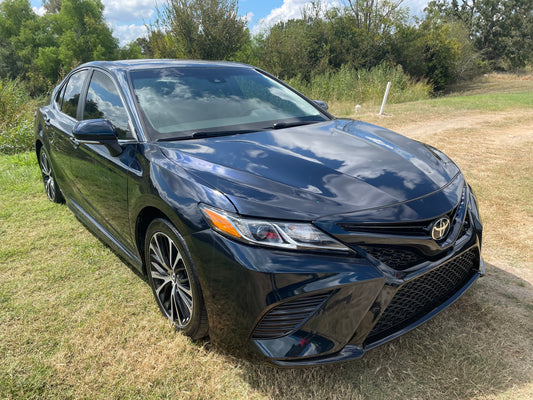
[84,70,131,139]
[130,67,325,140]
[62,70,89,119]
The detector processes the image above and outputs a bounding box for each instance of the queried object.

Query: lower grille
[252,292,331,340]
[360,246,425,270]
[365,247,478,344]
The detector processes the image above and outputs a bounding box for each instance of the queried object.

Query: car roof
[80,59,254,73]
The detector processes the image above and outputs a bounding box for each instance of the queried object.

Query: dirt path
[393,109,533,144]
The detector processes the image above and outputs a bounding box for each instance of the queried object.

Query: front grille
[365,247,478,344]
[359,246,425,270]
[338,220,434,236]
[252,292,331,340]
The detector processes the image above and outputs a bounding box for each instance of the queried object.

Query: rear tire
[145,218,208,339]
[38,149,64,203]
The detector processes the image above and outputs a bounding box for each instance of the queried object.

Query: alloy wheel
[39,150,63,203]
[148,231,193,328]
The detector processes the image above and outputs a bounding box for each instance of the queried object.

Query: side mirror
[313,100,329,111]
[73,119,122,156]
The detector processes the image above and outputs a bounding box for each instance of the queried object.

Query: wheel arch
[135,205,188,276]
[35,139,43,159]
[35,121,44,160]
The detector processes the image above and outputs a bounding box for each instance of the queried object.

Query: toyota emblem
[431,217,450,240]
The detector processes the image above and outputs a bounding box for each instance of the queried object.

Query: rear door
[45,69,90,199]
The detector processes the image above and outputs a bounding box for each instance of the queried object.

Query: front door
[69,68,139,252]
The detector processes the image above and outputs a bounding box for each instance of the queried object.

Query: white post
[379,81,391,115]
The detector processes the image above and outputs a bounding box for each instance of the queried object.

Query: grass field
[1,74,532,399]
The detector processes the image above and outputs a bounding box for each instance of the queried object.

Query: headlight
[199,204,350,252]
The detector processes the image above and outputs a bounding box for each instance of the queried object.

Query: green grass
[328,73,533,118]
[425,91,533,110]
[1,75,532,399]
[330,90,533,119]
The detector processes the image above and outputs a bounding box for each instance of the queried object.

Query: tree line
[1,0,531,97]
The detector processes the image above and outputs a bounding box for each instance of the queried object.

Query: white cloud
[251,0,341,36]
[244,11,254,25]
[32,6,46,16]
[113,24,148,46]
[102,0,157,23]
[101,0,159,46]
[252,0,308,35]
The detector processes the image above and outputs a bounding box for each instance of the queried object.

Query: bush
[0,78,36,154]
[288,63,431,105]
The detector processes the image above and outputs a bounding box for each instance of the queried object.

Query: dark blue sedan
[35,60,484,366]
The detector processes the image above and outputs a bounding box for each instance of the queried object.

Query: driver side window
[83,70,132,140]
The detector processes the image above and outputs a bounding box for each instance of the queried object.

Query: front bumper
[188,209,483,366]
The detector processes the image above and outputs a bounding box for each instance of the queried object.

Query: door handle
[42,111,53,127]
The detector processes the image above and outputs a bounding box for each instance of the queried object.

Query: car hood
[159,119,460,220]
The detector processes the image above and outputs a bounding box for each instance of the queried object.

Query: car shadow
[233,262,533,400]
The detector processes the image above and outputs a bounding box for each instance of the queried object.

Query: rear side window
[84,70,132,139]
[61,70,89,120]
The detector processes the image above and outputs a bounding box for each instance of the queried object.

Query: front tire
[38,149,64,203]
[145,219,208,339]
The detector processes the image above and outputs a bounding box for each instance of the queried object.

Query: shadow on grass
[234,263,532,400]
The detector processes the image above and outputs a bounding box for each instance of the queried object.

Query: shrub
[288,63,431,105]
[0,78,37,154]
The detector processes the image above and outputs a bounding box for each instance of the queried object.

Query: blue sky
[28,0,429,46]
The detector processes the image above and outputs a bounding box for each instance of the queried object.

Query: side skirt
[66,197,144,274]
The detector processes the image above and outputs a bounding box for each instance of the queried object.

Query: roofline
[79,59,255,72]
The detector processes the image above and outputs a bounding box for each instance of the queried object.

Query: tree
[257,19,317,80]
[425,0,533,69]
[42,0,62,14]
[423,23,461,91]
[119,41,143,60]
[0,0,51,92]
[0,0,37,76]
[343,0,408,35]
[391,14,481,90]
[149,0,249,60]
[53,0,118,68]
[0,0,119,94]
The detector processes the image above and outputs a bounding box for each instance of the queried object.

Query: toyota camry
[35,60,484,366]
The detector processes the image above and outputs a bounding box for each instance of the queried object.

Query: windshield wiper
[191,129,257,139]
[271,120,320,130]
[157,129,258,141]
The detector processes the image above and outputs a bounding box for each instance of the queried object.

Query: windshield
[129,66,329,140]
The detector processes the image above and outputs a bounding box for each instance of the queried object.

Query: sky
[26,0,430,46]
